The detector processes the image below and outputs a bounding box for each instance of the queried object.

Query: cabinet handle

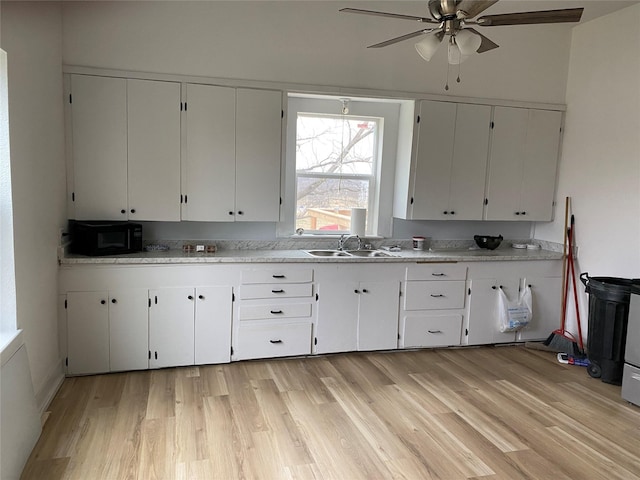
[515,211,520,215]
[492,285,503,290]
[521,211,527,215]
[237,211,244,215]
[269,339,283,344]
[354,289,360,294]
[443,211,448,215]
[228,211,234,216]
[432,273,445,277]
[130,208,136,214]
[120,209,126,214]
[270,310,283,314]
[428,330,443,334]
[198,295,204,300]
[111,298,117,304]
[362,289,369,293]
[100,300,106,305]
[450,211,455,215]
[271,289,284,293]
[430,294,444,298]
[188,295,194,300]
[272,274,285,279]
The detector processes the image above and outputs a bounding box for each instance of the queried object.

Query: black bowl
[474,235,503,250]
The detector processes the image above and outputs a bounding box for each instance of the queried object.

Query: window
[295,113,379,233]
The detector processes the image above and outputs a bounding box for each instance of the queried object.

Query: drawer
[406,264,467,281]
[404,281,466,310]
[402,314,462,348]
[238,303,312,321]
[622,363,640,407]
[239,283,313,300]
[241,268,313,284]
[234,321,312,360]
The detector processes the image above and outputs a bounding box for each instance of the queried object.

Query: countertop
[59,246,563,265]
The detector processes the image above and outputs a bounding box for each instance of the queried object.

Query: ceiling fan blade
[339,8,436,24]
[464,28,499,53]
[456,0,499,20]
[477,8,584,26]
[368,29,438,48]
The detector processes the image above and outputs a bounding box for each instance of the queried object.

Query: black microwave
[69,221,143,256]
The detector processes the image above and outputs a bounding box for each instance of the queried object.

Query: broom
[543,215,583,355]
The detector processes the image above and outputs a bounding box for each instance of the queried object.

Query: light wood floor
[22,345,640,479]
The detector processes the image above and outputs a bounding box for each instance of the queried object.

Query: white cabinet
[394,101,491,220]
[66,288,148,374]
[517,276,562,341]
[66,291,110,375]
[68,75,181,221]
[234,266,314,361]
[400,264,466,349]
[465,278,521,345]
[484,107,562,221]
[194,286,233,365]
[182,85,282,222]
[315,265,400,354]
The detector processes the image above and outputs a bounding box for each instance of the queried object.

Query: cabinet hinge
[155,351,158,360]
[416,115,420,124]
[484,198,488,206]
[148,298,151,308]
[315,293,318,301]
[65,357,68,366]
[72,192,75,202]
[64,299,67,309]
[232,293,235,302]
[180,194,183,204]
[398,333,400,340]
[185,195,188,204]
[468,288,471,295]
[148,350,151,360]
[410,197,414,205]
[281,110,284,119]
[399,290,402,297]
[69,94,72,104]
[180,102,183,111]
[490,121,495,129]
[465,328,469,336]
[279,197,282,205]
[231,346,234,356]
[314,337,317,346]
[185,102,187,111]
[155,296,158,305]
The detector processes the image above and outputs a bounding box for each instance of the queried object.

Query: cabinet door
[517,276,562,341]
[149,288,195,368]
[411,101,456,219]
[358,281,400,351]
[70,75,128,220]
[183,84,236,221]
[448,104,491,220]
[484,107,528,220]
[520,110,562,221]
[127,79,181,221]
[315,281,359,354]
[466,278,519,345]
[235,88,282,221]
[66,291,110,375]
[109,289,149,372]
[194,286,233,365]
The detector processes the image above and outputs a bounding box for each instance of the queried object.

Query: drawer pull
[270,310,283,314]
[430,294,445,298]
[428,330,443,334]
[432,273,446,277]
[271,289,285,293]
[269,339,283,344]
[272,274,286,279]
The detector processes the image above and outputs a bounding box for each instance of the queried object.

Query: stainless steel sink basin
[346,250,395,257]
[305,250,352,257]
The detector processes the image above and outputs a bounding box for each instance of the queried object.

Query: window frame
[279,93,405,238]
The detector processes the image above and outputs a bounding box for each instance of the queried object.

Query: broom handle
[568,217,584,351]
[560,197,570,329]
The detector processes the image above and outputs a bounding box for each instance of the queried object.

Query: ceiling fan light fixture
[447,39,470,65]
[454,29,482,55]
[414,31,443,61]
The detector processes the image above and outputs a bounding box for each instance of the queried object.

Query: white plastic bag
[497,285,532,332]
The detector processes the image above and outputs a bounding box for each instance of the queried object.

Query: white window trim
[278,94,406,238]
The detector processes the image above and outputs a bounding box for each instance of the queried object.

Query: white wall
[535,4,640,336]
[61,1,573,104]
[1,2,67,409]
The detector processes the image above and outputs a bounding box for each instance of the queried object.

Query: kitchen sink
[305,250,352,257]
[304,249,396,258]
[346,250,395,257]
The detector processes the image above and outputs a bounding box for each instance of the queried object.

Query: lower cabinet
[109,289,150,372]
[66,291,110,375]
[402,313,463,348]
[194,286,233,365]
[234,321,313,360]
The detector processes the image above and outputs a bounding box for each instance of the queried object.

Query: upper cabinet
[68,75,181,221]
[484,107,563,221]
[394,100,492,221]
[182,85,282,222]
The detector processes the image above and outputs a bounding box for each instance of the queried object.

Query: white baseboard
[34,359,65,414]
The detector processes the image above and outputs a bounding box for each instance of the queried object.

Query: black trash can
[580,273,640,385]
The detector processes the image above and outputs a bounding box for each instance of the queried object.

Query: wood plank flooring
[21,346,640,479]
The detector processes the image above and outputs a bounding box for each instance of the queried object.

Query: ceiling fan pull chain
[445,62,451,91]
[457,63,462,84]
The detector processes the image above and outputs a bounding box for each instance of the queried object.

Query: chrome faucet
[338,234,361,251]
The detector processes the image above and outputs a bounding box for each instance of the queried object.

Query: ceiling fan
[340,1,583,65]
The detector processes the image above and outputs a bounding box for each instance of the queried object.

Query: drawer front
[241,268,313,284]
[238,303,312,321]
[234,322,312,360]
[403,314,462,348]
[406,264,467,281]
[404,281,466,310]
[622,363,640,407]
[239,283,313,300]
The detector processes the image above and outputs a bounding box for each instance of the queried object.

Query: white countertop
[60,246,563,265]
